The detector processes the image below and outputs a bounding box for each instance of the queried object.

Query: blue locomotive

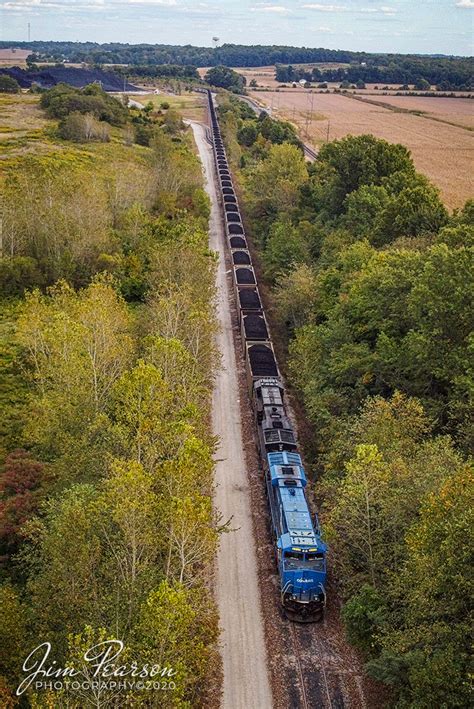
[266,450,327,622]
[207,90,327,622]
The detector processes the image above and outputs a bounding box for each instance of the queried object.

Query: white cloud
[356,5,397,14]
[251,4,291,12]
[126,0,177,4]
[302,3,347,11]
[303,2,397,13]
[0,0,177,6]
[455,0,474,7]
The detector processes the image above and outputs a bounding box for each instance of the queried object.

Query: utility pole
[305,91,314,140]
[326,119,330,142]
[28,22,31,42]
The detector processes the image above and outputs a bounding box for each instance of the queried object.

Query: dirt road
[190,120,273,709]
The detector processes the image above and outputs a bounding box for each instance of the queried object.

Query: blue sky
[1,0,473,55]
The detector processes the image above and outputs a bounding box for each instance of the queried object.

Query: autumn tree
[246,142,307,224]
[367,465,473,707]
[0,449,46,563]
[16,277,133,484]
[137,581,219,707]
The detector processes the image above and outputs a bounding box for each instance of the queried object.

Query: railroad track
[206,88,364,709]
[289,622,336,709]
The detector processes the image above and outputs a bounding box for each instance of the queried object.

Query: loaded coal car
[230,236,247,249]
[240,309,268,341]
[231,249,251,265]
[238,285,262,311]
[245,340,279,391]
[266,451,327,622]
[234,265,256,288]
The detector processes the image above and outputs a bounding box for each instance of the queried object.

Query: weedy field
[248,88,474,209]
[128,91,207,122]
[0,93,52,159]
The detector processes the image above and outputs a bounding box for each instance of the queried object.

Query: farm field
[249,89,474,209]
[356,94,474,129]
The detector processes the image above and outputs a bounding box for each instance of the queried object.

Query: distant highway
[238,95,318,161]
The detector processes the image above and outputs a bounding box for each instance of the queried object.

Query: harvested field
[249,89,474,209]
[355,94,474,129]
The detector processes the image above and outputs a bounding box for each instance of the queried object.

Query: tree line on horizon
[2,40,472,89]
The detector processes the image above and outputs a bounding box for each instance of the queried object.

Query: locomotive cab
[278,534,327,622]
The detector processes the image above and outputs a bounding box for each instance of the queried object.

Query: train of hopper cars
[207,90,327,622]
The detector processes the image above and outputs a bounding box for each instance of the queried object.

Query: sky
[0,0,473,56]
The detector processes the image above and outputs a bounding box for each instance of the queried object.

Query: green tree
[16,278,133,483]
[311,134,414,215]
[205,65,246,93]
[25,485,105,655]
[368,464,473,708]
[58,111,110,142]
[0,585,28,694]
[237,121,258,147]
[263,218,309,282]
[137,580,218,707]
[274,263,317,331]
[0,75,20,93]
[375,182,448,244]
[247,142,307,222]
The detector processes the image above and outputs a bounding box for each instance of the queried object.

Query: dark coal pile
[3,66,138,92]
[228,223,243,234]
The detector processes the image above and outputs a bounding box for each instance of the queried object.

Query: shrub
[0,75,20,94]
[0,257,44,296]
[58,112,110,142]
[40,82,128,125]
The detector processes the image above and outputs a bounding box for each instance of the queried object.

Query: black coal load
[239,288,261,310]
[243,313,269,340]
[248,344,278,377]
[232,251,251,265]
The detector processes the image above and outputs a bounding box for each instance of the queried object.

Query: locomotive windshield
[306,553,325,571]
[284,550,325,571]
